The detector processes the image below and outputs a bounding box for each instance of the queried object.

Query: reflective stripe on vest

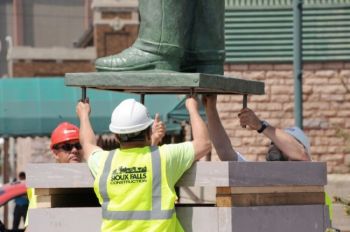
[99,146,175,220]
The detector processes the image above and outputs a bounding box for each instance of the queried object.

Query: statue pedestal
[65,71,264,95]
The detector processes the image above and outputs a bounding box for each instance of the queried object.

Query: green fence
[225,0,350,62]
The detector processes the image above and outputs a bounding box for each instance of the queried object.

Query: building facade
[2,0,350,173]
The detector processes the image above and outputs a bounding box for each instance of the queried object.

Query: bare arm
[263,126,310,161]
[76,100,101,161]
[239,108,310,161]
[203,95,238,161]
[186,96,211,160]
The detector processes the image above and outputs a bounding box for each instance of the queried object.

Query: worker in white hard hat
[76,96,211,232]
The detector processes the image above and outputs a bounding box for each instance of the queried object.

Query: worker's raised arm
[203,95,239,161]
[76,100,101,161]
[239,108,310,161]
[263,127,310,161]
[186,96,211,160]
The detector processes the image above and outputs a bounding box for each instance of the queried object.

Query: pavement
[326,174,350,232]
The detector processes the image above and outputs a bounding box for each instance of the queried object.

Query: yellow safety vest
[24,187,37,227]
[325,192,333,222]
[94,146,181,232]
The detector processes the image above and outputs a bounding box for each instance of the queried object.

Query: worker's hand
[238,108,261,130]
[76,98,91,119]
[185,95,200,112]
[151,113,166,146]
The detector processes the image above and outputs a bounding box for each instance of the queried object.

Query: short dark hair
[117,126,151,143]
[18,171,26,180]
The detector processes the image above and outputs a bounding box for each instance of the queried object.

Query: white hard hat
[109,99,154,134]
[284,127,311,155]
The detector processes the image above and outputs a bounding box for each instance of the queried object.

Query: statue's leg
[95,0,189,72]
[181,0,225,75]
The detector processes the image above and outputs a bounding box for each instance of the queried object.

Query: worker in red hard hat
[24,122,82,232]
[50,122,82,163]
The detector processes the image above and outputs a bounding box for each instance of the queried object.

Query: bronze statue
[95,0,225,74]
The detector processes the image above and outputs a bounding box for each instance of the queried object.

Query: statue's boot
[95,0,188,71]
[181,0,225,74]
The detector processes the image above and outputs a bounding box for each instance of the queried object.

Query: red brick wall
[103,25,138,57]
[221,62,350,173]
[94,14,138,58]
[12,60,94,77]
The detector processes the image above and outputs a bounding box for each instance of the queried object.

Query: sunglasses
[54,142,82,151]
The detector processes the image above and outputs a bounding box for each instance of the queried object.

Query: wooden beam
[64,72,265,95]
[216,192,325,207]
[217,186,324,194]
[35,188,93,196]
[35,188,99,208]
[36,193,99,208]
[29,205,330,232]
[26,162,327,188]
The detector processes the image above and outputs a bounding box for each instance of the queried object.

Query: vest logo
[110,166,148,185]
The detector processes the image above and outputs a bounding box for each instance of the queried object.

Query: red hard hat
[50,122,79,149]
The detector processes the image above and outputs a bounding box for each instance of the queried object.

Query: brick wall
[12,60,94,77]
[94,11,139,58]
[217,62,350,173]
[95,24,138,58]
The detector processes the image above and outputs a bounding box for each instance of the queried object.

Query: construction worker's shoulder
[160,142,194,160]
[160,142,195,174]
[87,149,110,177]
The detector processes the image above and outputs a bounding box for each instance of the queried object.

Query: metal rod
[243,94,248,128]
[243,94,247,109]
[293,0,303,129]
[140,94,145,104]
[190,88,195,96]
[81,87,86,101]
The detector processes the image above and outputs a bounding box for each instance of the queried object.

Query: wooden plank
[36,191,99,208]
[217,186,324,194]
[29,205,329,232]
[35,187,94,196]
[36,197,52,208]
[37,195,54,208]
[216,192,325,207]
[64,71,265,95]
[27,162,327,188]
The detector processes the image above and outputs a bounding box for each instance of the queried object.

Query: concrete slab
[325,174,350,232]
[65,71,265,95]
